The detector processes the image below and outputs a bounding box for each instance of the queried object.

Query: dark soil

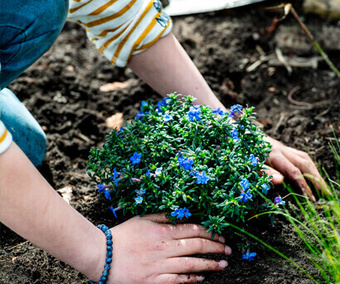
[1,1,339,283]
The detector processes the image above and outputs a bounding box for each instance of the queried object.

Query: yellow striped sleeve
[0,121,13,154]
[67,0,172,67]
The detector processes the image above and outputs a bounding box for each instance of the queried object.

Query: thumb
[261,165,284,185]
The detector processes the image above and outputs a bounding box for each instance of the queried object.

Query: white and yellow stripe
[67,0,172,67]
[0,121,13,154]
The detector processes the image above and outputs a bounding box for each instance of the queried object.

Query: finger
[164,257,227,274]
[282,148,331,196]
[268,152,316,201]
[261,165,284,185]
[155,274,205,284]
[161,238,229,257]
[167,223,226,244]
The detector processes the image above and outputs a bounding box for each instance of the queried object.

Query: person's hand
[107,213,231,284]
[263,136,330,201]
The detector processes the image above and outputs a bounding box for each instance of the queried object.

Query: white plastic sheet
[164,0,267,16]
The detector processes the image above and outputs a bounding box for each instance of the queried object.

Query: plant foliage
[87,93,283,248]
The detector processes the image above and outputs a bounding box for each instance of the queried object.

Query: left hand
[262,136,330,201]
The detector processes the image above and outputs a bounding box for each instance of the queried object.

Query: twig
[273,112,288,133]
[288,5,340,78]
[7,241,29,251]
[287,86,332,108]
[275,48,293,74]
[287,86,310,106]
[266,3,340,78]
[315,108,331,119]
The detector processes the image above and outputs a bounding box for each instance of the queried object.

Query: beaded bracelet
[89,224,113,284]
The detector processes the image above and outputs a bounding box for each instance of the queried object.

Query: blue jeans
[0,0,69,166]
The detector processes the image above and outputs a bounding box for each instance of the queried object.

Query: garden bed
[1,1,339,283]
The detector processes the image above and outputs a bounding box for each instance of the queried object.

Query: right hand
[107,213,232,284]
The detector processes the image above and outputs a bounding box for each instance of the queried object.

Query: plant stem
[289,5,340,78]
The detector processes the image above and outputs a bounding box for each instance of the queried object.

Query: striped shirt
[0,121,12,154]
[67,0,172,67]
[0,0,172,154]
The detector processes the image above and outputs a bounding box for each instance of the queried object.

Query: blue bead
[104,264,111,270]
[107,246,113,252]
[92,224,113,284]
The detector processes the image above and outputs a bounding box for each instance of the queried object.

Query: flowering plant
[87,93,284,255]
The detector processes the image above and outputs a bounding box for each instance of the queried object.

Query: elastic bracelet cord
[89,224,113,284]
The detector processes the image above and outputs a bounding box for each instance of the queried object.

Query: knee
[0,0,69,89]
[0,88,46,167]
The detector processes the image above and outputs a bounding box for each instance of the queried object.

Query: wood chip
[100,80,132,92]
[57,186,73,204]
[105,113,124,130]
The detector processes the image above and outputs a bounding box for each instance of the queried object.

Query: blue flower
[135,188,146,196]
[212,108,224,115]
[171,208,184,220]
[97,184,105,193]
[188,106,201,121]
[249,154,258,166]
[240,191,252,202]
[180,159,194,171]
[146,169,151,177]
[157,98,170,111]
[108,206,118,218]
[136,112,145,120]
[163,114,173,123]
[155,167,162,176]
[240,178,250,190]
[241,249,256,261]
[195,171,211,184]
[110,168,122,187]
[261,183,269,194]
[171,207,192,220]
[130,152,142,165]
[103,189,111,200]
[232,128,239,140]
[135,196,143,204]
[229,104,243,118]
[178,152,193,171]
[182,207,192,218]
[274,196,286,206]
[171,207,191,220]
[140,101,148,110]
[116,127,124,136]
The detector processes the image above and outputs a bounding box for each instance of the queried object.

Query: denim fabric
[0,0,69,89]
[0,88,46,166]
[0,0,68,166]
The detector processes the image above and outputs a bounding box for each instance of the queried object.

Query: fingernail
[219,260,228,268]
[273,173,284,183]
[225,246,232,255]
[196,276,205,282]
[219,236,225,243]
